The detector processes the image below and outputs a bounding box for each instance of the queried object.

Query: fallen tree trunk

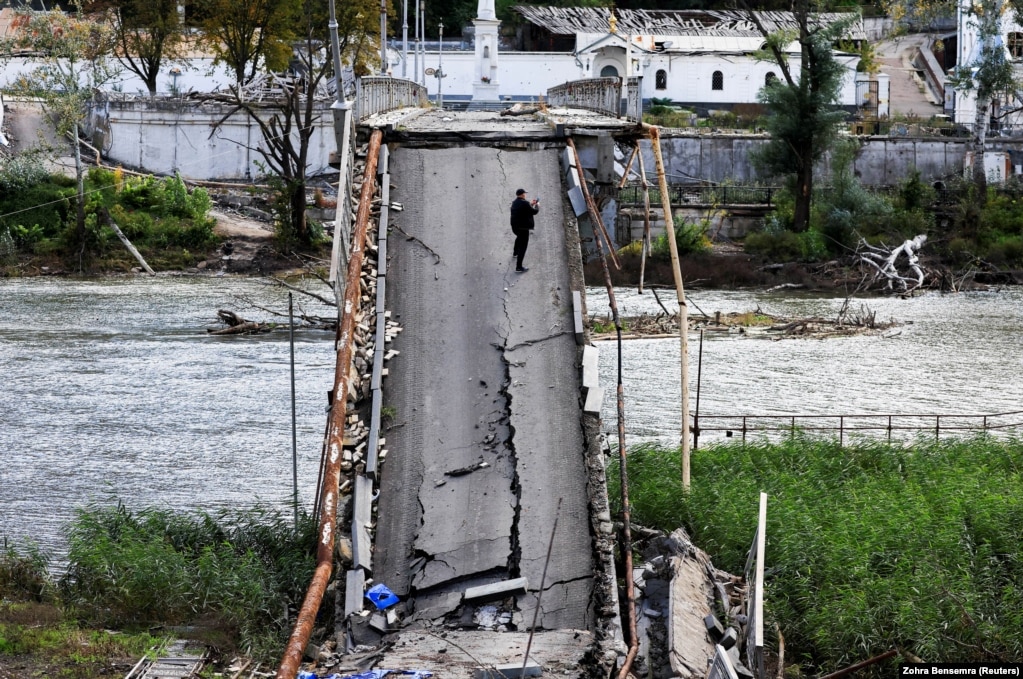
[857,234,928,293]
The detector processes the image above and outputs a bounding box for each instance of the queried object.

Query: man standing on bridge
[510,188,539,273]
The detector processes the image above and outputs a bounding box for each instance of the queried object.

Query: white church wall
[0,56,236,95]
[404,48,858,108]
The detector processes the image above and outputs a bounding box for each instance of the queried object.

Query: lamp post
[437,21,444,109]
[380,0,388,75]
[402,0,409,77]
[419,1,426,84]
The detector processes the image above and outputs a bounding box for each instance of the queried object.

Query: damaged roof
[512,6,865,41]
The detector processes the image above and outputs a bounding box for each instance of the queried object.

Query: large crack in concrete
[497,287,524,584]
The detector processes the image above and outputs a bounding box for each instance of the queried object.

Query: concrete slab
[582,345,598,389]
[583,386,604,414]
[345,569,366,618]
[573,291,585,344]
[372,629,592,677]
[464,577,528,603]
[366,388,382,479]
[353,475,374,572]
[474,662,542,679]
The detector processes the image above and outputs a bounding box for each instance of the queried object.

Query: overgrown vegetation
[0,158,218,273]
[0,503,317,668]
[609,437,1023,675]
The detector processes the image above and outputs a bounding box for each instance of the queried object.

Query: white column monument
[470,0,501,105]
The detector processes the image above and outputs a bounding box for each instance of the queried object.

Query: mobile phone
[535,195,541,202]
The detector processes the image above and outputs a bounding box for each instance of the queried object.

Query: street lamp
[419,0,426,85]
[402,0,409,78]
[437,21,444,109]
[380,0,388,75]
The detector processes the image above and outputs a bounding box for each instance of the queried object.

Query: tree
[883,0,1023,201]
[742,5,854,232]
[947,0,1019,200]
[338,0,386,76]
[83,0,185,95]
[0,7,117,258]
[194,0,299,88]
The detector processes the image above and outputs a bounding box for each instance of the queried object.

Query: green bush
[745,229,802,261]
[651,216,710,257]
[0,545,52,602]
[61,503,317,660]
[0,153,50,193]
[608,438,1023,674]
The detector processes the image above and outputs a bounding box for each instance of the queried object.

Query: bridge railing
[619,183,778,206]
[547,77,622,118]
[355,76,428,122]
[625,76,642,123]
[743,493,767,679]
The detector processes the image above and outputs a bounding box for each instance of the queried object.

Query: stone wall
[642,134,987,186]
[89,98,337,181]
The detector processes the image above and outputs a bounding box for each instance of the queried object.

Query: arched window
[712,70,723,91]
[1009,32,1023,59]
[600,65,619,77]
[655,69,668,90]
[765,72,778,86]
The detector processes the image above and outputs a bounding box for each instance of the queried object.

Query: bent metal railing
[547,77,622,118]
[692,410,1023,449]
[355,76,427,122]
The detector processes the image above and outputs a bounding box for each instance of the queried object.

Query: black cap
[516,188,526,196]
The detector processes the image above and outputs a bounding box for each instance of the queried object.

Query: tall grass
[609,437,1023,674]
[59,503,317,659]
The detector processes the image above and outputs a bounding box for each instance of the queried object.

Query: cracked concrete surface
[373,144,595,631]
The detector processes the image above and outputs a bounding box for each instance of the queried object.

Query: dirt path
[206,207,279,274]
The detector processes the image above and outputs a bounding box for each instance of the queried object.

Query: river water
[2,278,1022,560]
[588,286,1023,446]
[0,276,336,561]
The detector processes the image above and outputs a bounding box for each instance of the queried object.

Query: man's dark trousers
[513,228,530,270]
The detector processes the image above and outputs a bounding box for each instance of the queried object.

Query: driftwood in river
[207,310,271,335]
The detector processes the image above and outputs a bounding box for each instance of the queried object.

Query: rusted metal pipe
[276,128,383,679]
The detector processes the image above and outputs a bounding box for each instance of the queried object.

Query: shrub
[651,216,710,257]
[61,503,317,661]
[744,229,804,261]
[609,438,1023,674]
[0,545,52,602]
[0,153,49,193]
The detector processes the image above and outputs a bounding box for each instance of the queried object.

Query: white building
[396,6,863,112]
[951,0,1023,130]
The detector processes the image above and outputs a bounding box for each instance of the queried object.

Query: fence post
[839,416,844,448]
[743,416,748,446]
[790,416,796,441]
[887,415,892,445]
[936,415,940,442]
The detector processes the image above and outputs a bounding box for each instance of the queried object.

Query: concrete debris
[473,663,542,679]
[444,456,490,477]
[464,577,529,604]
[626,527,751,679]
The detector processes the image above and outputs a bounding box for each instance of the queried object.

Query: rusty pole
[647,125,690,490]
[635,143,652,294]
[276,128,383,679]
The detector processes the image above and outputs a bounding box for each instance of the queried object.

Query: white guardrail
[355,76,428,122]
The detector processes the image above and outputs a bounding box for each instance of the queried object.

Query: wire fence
[692,411,1023,448]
